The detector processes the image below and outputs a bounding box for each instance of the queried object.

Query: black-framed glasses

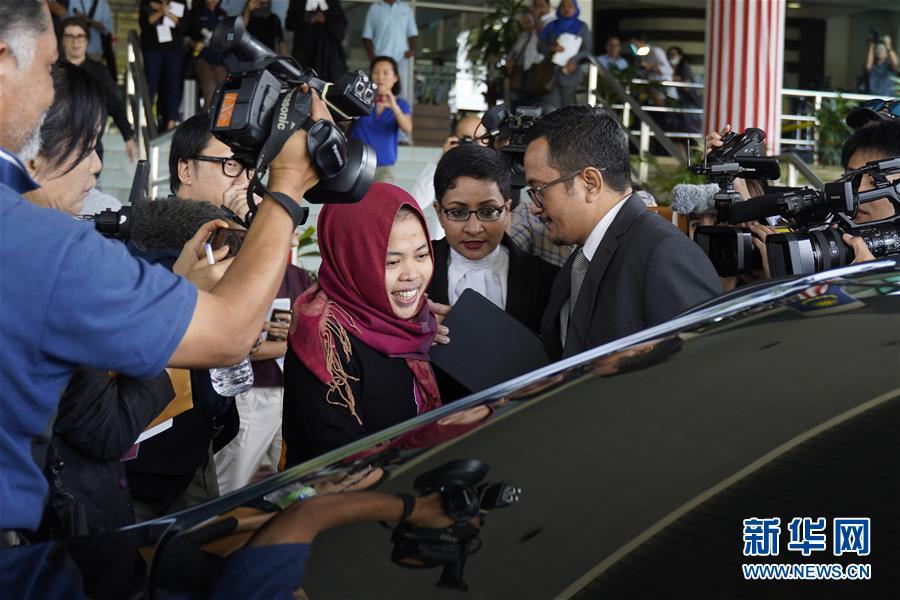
[62,33,88,42]
[524,170,582,209]
[191,155,253,179]
[440,205,506,222]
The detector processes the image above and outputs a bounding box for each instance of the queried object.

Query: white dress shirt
[448,245,509,309]
[560,195,631,346]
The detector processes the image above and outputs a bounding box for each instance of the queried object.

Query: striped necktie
[569,249,589,316]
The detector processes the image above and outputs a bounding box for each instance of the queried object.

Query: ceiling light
[787,2,801,8]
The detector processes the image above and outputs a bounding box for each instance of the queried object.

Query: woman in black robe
[286,0,348,81]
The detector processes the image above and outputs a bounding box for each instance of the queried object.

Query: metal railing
[586,60,689,185]
[585,68,886,166]
[125,31,158,164]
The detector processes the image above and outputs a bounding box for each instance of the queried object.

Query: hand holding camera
[267,85,330,202]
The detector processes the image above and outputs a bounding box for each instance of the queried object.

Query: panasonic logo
[276,93,292,130]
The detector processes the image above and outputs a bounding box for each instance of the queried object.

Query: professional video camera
[689,127,781,222]
[686,128,782,276]
[733,157,900,275]
[391,459,521,591]
[208,16,376,213]
[478,105,543,194]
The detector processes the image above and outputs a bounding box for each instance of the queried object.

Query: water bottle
[210,356,254,396]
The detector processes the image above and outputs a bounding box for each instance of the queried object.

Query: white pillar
[703,0,786,155]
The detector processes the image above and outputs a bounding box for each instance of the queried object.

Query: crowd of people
[1,0,899,595]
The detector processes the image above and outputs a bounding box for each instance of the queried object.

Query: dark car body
[4,260,900,599]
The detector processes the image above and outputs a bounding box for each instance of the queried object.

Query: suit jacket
[542,194,721,361]
[428,235,560,334]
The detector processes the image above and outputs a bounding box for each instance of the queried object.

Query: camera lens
[810,228,852,271]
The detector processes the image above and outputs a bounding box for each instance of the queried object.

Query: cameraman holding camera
[837,119,900,263]
[866,32,898,97]
[0,1,327,535]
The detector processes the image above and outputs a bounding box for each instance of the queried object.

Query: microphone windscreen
[728,191,783,224]
[130,198,226,250]
[671,183,719,214]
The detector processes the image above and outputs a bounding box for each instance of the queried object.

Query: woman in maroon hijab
[282,183,443,466]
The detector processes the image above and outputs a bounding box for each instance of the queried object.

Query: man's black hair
[0,1,48,67]
[434,145,511,204]
[841,119,900,168]
[169,113,215,194]
[39,62,106,175]
[59,16,90,38]
[371,56,402,95]
[524,105,632,192]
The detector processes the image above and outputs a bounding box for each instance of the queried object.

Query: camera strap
[245,87,314,224]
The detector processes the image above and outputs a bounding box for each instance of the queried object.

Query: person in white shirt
[629,32,677,101]
[411,114,486,240]
[426,144,559,335]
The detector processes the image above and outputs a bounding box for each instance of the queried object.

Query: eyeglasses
[191,155,253,179]
[62,34,88,42]
[440,205,505,222]
[524,170,583,209]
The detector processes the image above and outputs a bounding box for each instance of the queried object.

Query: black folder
[429,289,550,394]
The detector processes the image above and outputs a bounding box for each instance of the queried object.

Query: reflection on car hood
[9,260,900,598]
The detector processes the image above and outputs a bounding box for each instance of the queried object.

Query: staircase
[98,126,138,201]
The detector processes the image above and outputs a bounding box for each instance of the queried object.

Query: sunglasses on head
[846,98,900,129]
[861,99,900,117]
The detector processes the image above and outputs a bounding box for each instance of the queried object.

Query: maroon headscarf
[288,183,441,425]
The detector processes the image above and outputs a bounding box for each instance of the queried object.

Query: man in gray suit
[522,106,721,361]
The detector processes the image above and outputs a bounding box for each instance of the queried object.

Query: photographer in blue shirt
[0,1,326,534]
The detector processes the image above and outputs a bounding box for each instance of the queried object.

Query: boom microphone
[85,198,229,249]
[671,183,719,214]
[130,198,230,250]
[728,191,785,223]
[734,156,782,181]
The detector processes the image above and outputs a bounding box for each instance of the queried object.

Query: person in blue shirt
[0,0,326,534]
[349,56,412,183]
[866,35,899,97]
[65,0,112,62]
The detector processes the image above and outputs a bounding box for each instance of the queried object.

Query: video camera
[391,459,521,591]
[478,105,543,194]
[752,157,900,275]
[689,127,781,222]
[688,128,783,276]
[208,16,376,213]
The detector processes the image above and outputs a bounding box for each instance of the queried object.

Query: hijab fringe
[321,302,363,425]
